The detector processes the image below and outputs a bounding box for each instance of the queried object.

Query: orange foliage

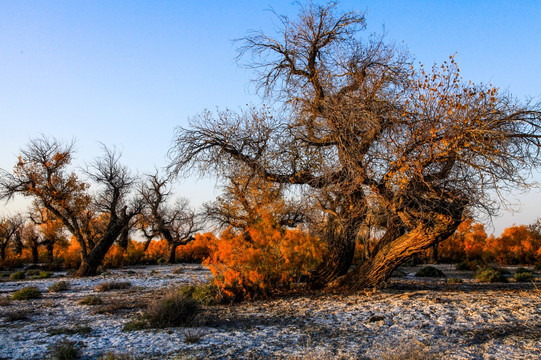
[485,225,541,265]
[145,239,169,261]
[439,220,541,265]
[176,233,214,263]
[203,215,324,300]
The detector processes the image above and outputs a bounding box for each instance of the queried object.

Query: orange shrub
[176,233,214,263]
[145,239,169,262]
[63,238,82,269]
[204,216,324,300]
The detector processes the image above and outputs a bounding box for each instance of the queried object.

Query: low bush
[172,267,184,274]
[146,289,200,328]
[178,283,222,306]
[455,262,471,271]
[10,271,25,280]
[49,281,70,293]
[447,277,463,284]
[515,267,533,274]
[48,325,92,336]
[205,221,324,301]
[47,339,81,360]
[122,318,148,332]
[475,267,508,283]
[78,296,103,305]
[95,281,131,292]
[12,286,42,300]
[415,266,446,278]
[514,271,533,282]
[0,296,11,306]
[4,310,31,321]
[183,328,205,344]
[30,271,53,279]
[99,352,137,360]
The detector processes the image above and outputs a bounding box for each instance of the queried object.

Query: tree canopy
[169,2,541,290]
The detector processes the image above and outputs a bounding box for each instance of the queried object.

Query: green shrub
[455,262,470,271]
[475,268,508,283]
[415,266,446,278]
[447,277,463,284]
[515,267,533,275]
[12,286,42,300]
[47,339,81,360]
[49,281,70,293]
[78,296,103,305]
[48,325,92,336]
[146,290,200,328]
[95,281,131,292]
[535,263,541,271]
[122,318,148,332]
[10,271,25,280]
[514,271,533,282]
[99,352,137,360]
[31,271,54,279]
[178,283,222,305]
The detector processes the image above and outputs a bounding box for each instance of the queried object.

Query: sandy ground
[0,264,540,359]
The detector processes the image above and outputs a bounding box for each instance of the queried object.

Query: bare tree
[169,2,541,291]
[140,172,201,263]
[0,137,142,276]
[0,214,24,262]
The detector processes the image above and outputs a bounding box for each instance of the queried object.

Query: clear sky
[1,0,540,235]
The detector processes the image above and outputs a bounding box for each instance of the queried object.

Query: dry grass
[95,281,131,292]
[78,295,103,305]
[372,339,437,360]
[4,309,32,322]
[48,280,70,293]
[146,289,200,328]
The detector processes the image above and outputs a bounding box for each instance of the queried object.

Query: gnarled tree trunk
[168,243,177,264]
[75,218,126,277]
[331,212,462,291]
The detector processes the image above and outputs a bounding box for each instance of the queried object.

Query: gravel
[0,264,540,359]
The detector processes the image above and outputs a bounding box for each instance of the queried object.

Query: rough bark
[168,243,177,264]
[75,218,126,277]
[331,213,462,291]
[46,243,54,263]
[310,225,356,289]
[31,245,39,264]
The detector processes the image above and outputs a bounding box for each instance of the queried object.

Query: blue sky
[1,1,540,234]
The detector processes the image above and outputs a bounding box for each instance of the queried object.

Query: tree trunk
[31,245,39,264]
[75,219,125,277]
[429,243,439,264]
[46,244,54,263]
[118,224,129,250]
[168,243,177,264]
[310,214,362,289]
[331,213,462,291]
[0,246,6,262]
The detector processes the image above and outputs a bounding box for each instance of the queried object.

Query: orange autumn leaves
[438,219,541,265]
[203,215,324,300]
